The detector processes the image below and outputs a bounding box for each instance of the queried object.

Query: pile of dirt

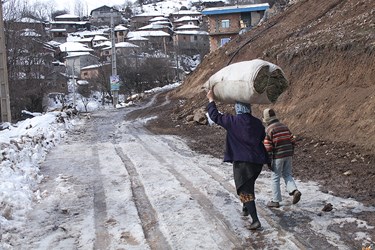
[127,0,375,208]
[172,0,375,153]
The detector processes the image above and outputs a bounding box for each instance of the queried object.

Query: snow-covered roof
[102,42,139,50]
[127,30,170,39]
[176,24,200,30]
[149,16,170,22]
[128,36,149,41]
[116,42,139,48]
[138,23,169,30]
[50,28,67,32]
[50,21,88,25]
[20,29,41,37]
[174,16,200,22]
[114,25,128,31]
[72,29,108,37]
[67,35,93,43]
[59,42,93,52]
[93,41,112,48]
[66,51,91,58]
[55,14,80,19]
[202,3,269,15]
[174,30,209,35]
[151,21,171,26]
[93,35,109,41]
[81,64,101,70]
[46,40,61,47]
[19,17,43,23]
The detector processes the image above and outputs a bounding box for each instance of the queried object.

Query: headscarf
[235,102,251,115]
[263,108,278,124]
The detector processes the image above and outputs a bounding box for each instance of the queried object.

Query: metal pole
[110,9,118,107]
[72,59,76,108]
[0,1,12,122]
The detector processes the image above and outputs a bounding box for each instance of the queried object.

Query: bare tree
[122,0,134,19]
[28,1,57,21]
[3,1,67,120]
[74,0,89,18]
[90,64,112,105]
[2,0,28,21]
[76,82,92,113]
[117,54,174,95]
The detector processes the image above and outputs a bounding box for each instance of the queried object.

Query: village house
[57,42,96,76]
[67,35,94,48]
[201,3,269,51]
[65,52,99,78]
[13,17,46,37]
[90,5,124,27]
[71,29,110,40]
[173,24,209,56]
[148,16,172,27]
[92,35,109,47]
[130,13,164,31]
[80,64,101,80]
[100,42,139,58]
[172,16,200,29]
[49,14,90,42]
[127,35,149,50]
[169,10,202,23]
[126,30,172,54]
[114,24,129,43]
[138,22,173,36]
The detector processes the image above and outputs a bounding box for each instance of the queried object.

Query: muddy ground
[126,0,375,238]
[127,91,375,227]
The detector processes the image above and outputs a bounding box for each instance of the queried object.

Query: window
[220,38,230,47]
[221,19,230,28]
[194,35,197,41]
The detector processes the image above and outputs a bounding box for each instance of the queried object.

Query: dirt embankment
[171,0,375,153]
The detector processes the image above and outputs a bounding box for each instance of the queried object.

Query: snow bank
[0,112,73,232]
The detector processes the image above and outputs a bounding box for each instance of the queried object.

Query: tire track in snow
[114,145,171,250]
[129,125,320,249]
[119,95,326,248]
[156,135,321,249]
[91,145,110,249]
[125,131,245,249]
[154,134,345,249]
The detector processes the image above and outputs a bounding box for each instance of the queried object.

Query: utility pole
[110,9,119,107]
[0,0,12,122]
[72,59,76,108]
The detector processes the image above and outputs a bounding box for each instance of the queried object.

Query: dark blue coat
[207,101,269,164]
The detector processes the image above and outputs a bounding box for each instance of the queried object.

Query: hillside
[172,0,375,152]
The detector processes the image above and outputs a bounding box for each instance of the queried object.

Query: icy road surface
[10,97,375,249]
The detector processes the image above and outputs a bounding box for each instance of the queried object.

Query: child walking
[263,108,301,208]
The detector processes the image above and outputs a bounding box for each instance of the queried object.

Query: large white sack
[203,59,288,104]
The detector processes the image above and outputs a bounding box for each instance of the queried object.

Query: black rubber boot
[245,201,261,230]
[242,204,249,216]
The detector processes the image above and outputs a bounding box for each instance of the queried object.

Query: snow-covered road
[6,99,375,249]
